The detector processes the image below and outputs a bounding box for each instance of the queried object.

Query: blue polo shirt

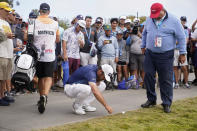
[67,64,98,85]
[141,12,187,54]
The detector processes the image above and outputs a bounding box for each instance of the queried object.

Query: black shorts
[36,61,55,78]
[117,61,127,66]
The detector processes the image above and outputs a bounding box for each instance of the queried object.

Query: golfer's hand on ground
[105,105,113,114]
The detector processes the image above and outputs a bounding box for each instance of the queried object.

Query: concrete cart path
[0,82,197,131]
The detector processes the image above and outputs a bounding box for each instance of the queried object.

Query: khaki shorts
[0,58,13,80]
[80,52,97,66]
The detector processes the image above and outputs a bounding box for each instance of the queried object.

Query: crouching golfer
[64,64,113,115]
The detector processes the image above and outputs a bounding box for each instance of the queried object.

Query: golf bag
[105,73,117,90]
[11,44,38,91]
[11,17,38,92]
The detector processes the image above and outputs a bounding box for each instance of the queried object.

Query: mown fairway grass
[37,97,197,131]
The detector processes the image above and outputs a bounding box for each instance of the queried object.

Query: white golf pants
[64,81,106,107]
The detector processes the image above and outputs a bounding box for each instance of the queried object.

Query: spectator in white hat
[117,16,127,32]
[123,19,132,40]
[62,20,85,75]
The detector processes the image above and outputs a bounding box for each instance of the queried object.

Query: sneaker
[4,91,8,96]
[4,91,14,97]
[83,105,96,112]
[132,80,139,89]
[56,80,63,88]
[184,83,191,89]
[174,83,179,89]
[9,91,16,96]
[3,96,15,103]
[7,92,16,97]
[0,99,10,106]
[38,95,47,114]
[73,103,86,115]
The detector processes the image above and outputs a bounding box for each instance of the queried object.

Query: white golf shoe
[83,105,96,112]
[73,103,86,115]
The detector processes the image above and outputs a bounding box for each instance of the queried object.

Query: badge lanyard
[119,41,123,56]
[155,19,164,47]
[85,27,92,46]
[156,19,164,29]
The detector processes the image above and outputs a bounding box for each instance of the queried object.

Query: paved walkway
[0,75,197,131]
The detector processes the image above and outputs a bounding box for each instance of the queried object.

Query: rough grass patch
[36,97,197,131]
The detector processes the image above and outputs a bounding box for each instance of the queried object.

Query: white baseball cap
[119,16,126,20]
[133,18,140,23]
[101,64,114,82]
[125,19,131,23]
[77,20,86,28]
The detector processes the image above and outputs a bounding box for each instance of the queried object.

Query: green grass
[37,97,197,131]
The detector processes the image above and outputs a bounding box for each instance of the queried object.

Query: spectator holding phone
[98,25,119,86]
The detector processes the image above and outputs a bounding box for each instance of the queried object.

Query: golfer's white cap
[101,64,113,82]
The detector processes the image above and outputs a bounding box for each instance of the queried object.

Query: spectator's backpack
[11,16,38,92]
